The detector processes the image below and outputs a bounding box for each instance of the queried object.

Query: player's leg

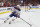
[4,14,13,23]
[8,14,17,24]
[8,14,20,24]
[9,16,17,24]
[4,16,11,23]
[7,17,14,24]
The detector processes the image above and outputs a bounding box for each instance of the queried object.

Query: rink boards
[0,6,40,14]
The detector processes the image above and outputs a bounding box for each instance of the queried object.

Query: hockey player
[4,5,21,24]
[10,5,21,18]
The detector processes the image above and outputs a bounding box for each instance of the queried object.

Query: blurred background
[0,0,40,27]
[0,0,40,7]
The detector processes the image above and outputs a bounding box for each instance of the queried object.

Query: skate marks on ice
[0,18,38,27]
[0,18,30,27]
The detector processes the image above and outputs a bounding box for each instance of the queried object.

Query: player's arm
[10,9,14,14]
[16,7,21,11]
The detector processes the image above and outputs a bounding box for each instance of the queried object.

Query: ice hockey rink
[0,9,40,27]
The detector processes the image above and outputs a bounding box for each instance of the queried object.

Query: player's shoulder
[14,6,19,9]
[14,7,17,9]
[14,6,21,11]
[18,9,21,11]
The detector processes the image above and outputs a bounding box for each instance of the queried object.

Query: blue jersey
[14,7,21,11]
[9,7,21,17]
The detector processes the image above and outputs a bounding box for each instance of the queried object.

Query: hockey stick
[20,18,32,27]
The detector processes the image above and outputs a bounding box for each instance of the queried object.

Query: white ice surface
[0,9,40,27]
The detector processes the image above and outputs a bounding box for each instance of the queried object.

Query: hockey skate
[4,18,9,23]
[9,21,11,24]
[4,20,7,23]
